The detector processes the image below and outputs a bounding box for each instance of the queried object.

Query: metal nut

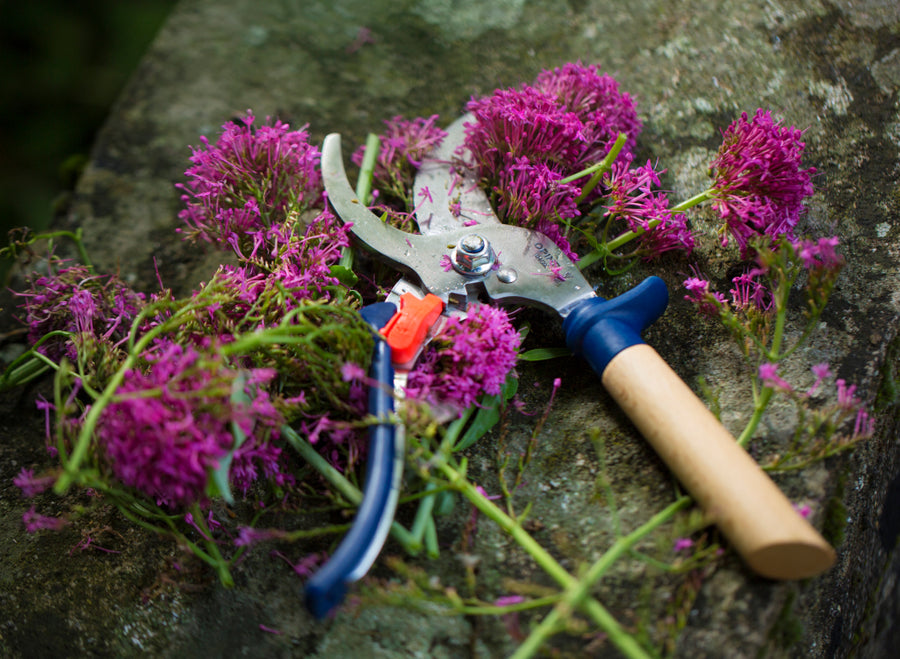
[452,233,495,275]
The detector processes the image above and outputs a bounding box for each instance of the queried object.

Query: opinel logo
[533,242,572,281]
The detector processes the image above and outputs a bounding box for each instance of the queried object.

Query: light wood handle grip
[601,343,836,579]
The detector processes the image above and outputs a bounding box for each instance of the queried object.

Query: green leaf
[208,373,251,505]
[434,490,456,516]
[518,347,572,362]
[455,374,519,452]
[329,264,359,287]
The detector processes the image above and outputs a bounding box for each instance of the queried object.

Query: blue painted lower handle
[304,304,398,619]
[563,276,669,375]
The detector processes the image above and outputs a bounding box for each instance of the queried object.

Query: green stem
[597,188,716,260]
[357,133,381,205]
[461,595,561,616]
[576,244,609,270]
[734,275,792,449]
[334,132,380,272]
[36,229,94,270]
[281,425,420,554]
[0,330,75,391]
[511,496,691,658]
[188,503,234,587]
[410,481,438,544]
[737,386,773,449]
[769,297,788,361]
[0,352,52,391]
[564,133,628,202]
[435,456,651,659]
[424,515,439,558]
[669,189,715,214]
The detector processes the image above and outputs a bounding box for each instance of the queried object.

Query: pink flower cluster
[466,63,640,178]
[603,157,694,258]
[462,62,692,261]
[406,304,521,412]
[758,362,874,440]
[201,211,353,336]
[95,340,284,507]
[796,236,844,273]
[683,236,842,317]
[683,276,728,317]
[710,109,816,255]
[19,264,145,363]
[683,269,775,316]
[352,114,448,195]
[177,110,323,249]
[533,62,642,161]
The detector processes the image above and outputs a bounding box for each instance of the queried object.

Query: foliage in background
[0,0,177,272]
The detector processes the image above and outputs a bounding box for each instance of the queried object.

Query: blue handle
[304,302,400,619]
[562,276,669,375]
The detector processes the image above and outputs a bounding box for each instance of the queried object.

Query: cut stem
[594,188,716,262]
[434,453,654,659]
[282,425,420,554]
[511,496,691,658]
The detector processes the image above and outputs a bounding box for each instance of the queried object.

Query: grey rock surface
[1,0,899,657]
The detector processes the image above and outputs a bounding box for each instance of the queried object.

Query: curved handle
[565,280,835,579]
[304,305,404,618]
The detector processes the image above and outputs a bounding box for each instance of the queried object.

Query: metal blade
[322,132,470,299]
[412,113,499,235]
[322,127,596,317]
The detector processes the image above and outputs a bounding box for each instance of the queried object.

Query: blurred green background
[0,0,177,251]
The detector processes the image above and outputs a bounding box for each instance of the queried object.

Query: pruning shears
[304,114,835,619]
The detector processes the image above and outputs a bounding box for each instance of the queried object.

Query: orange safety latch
[380,292,444,364]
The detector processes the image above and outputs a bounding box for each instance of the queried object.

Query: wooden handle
[601,344,836,579]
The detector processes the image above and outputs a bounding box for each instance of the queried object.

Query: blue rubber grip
[562,276,669,375]
[304,303,397,619]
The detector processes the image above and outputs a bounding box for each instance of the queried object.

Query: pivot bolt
[452,233,495,276]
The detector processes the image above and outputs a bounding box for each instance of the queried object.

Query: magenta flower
[13,468,56,498]
[177,110,323,248]
[796,236,843,272]
[603,158,694,258]
[352,114,447,198]
[262,210,352,299]
[759,362,793,392]
[95,340,283,507]
[23,506,69,533]
[729,270,772,312]
[450,65,650,262]
[18,264,145,363]
[854,408,874,438]
[465,85,587,178]
[709,109,816,255]
[533,61,642,162]
[673,537,694,552]
[407,304,520,412]
[272,550,326,577]
[340,361,367,382]
[809,363,832,391]
[495,156,580,226]
[835,379,860,410]
[234,526,288,547]
[683,277,726,317]
[192,210,353,337]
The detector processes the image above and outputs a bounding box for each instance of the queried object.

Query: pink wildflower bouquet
[1,61,872,640]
